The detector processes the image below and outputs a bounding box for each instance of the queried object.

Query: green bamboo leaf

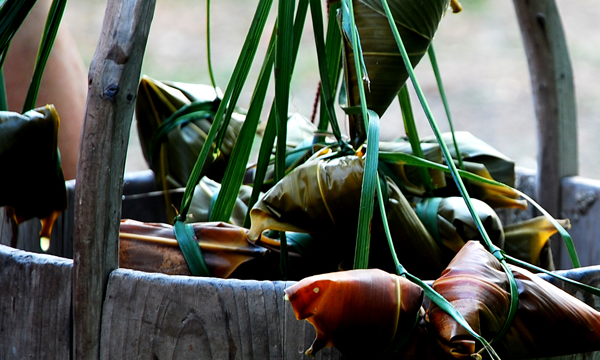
[354,110,379,269]
[0,0,36,68]
[274,0,296,278]
[173,219,211,276]
[316,0,342,138]
[22,0,67,112]
[428,45,465,170]
[244,107,277,228]
[206,0,217,90]
[0,70,7,111]
[179,0,273,219]
[398,85,433,194]
[309,0,346,149]
[209,25,277,222]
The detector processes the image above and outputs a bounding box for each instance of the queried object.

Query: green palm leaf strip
[0,71,7,111]
[0,0,36,68]
[273,0,296,278]
[174,0,273,275]
[374,175,500,360]
[243,0,311,228]
[22,0,67,112]
[428,44,465,170]
[206,0,217,90]
[177,0,273,219]
[354,110,380,269]
[210,23,277,222]
[398,85,433,194]
[0,0,37,107]
[173,220,210,276]
[341,0,378,269]
[315,0,342,141]
[379,0,517,352]
[310,0,347,149]
[244,107,277,228]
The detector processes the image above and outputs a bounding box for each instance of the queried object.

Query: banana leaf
[428,240,600,359]
[340,0,450,147]
[0,105,66,246]
[503,216,570,270]
[135,75,245,189]
[415,196,504,255]
[248,150,448,279]
[283,269,425,357]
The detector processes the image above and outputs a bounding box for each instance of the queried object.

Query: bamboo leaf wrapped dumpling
[249,149,448,279]
[0,105,67,247]
[340,0,451,147]
[428,240,600,359]
[284,269,425,357]
[415,196,505,255]
[135,75,245,189]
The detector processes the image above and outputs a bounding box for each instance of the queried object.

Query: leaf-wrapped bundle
[340,0,450,147]
[428,240,600,359]
[415,196,504,255]
[119,219,268,279]
[284,269,424,357]
[0,105,66,242]
[135,75,244,189]
[249,150,448,279]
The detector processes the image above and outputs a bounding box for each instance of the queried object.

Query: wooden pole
[72,0,155,358]
[512,0,578,268]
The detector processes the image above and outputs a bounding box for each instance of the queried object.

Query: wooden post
[512,0,578,267]
[72,0,156,358]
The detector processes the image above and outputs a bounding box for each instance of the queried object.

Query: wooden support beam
[72,0,156,358]
[512,0,578,267]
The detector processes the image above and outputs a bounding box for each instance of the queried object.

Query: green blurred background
[63,0,600,180]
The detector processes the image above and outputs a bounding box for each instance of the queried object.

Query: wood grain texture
[512,0,578,263]
[100,269,343,360]
[0,245,73,360]
[72,0,156,358]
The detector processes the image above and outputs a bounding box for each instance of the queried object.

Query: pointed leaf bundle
[340,0,450,147]
[429,240,600,359]
[119,219,268,279]
[284,269,424,357]
[249,150,448,279]
[0,105,66,244]
[135,75,245,189]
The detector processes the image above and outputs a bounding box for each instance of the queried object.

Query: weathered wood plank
[100,269,343,360]
[72,0,156,358]
[0,245,73,360]
[512,0,578,263]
